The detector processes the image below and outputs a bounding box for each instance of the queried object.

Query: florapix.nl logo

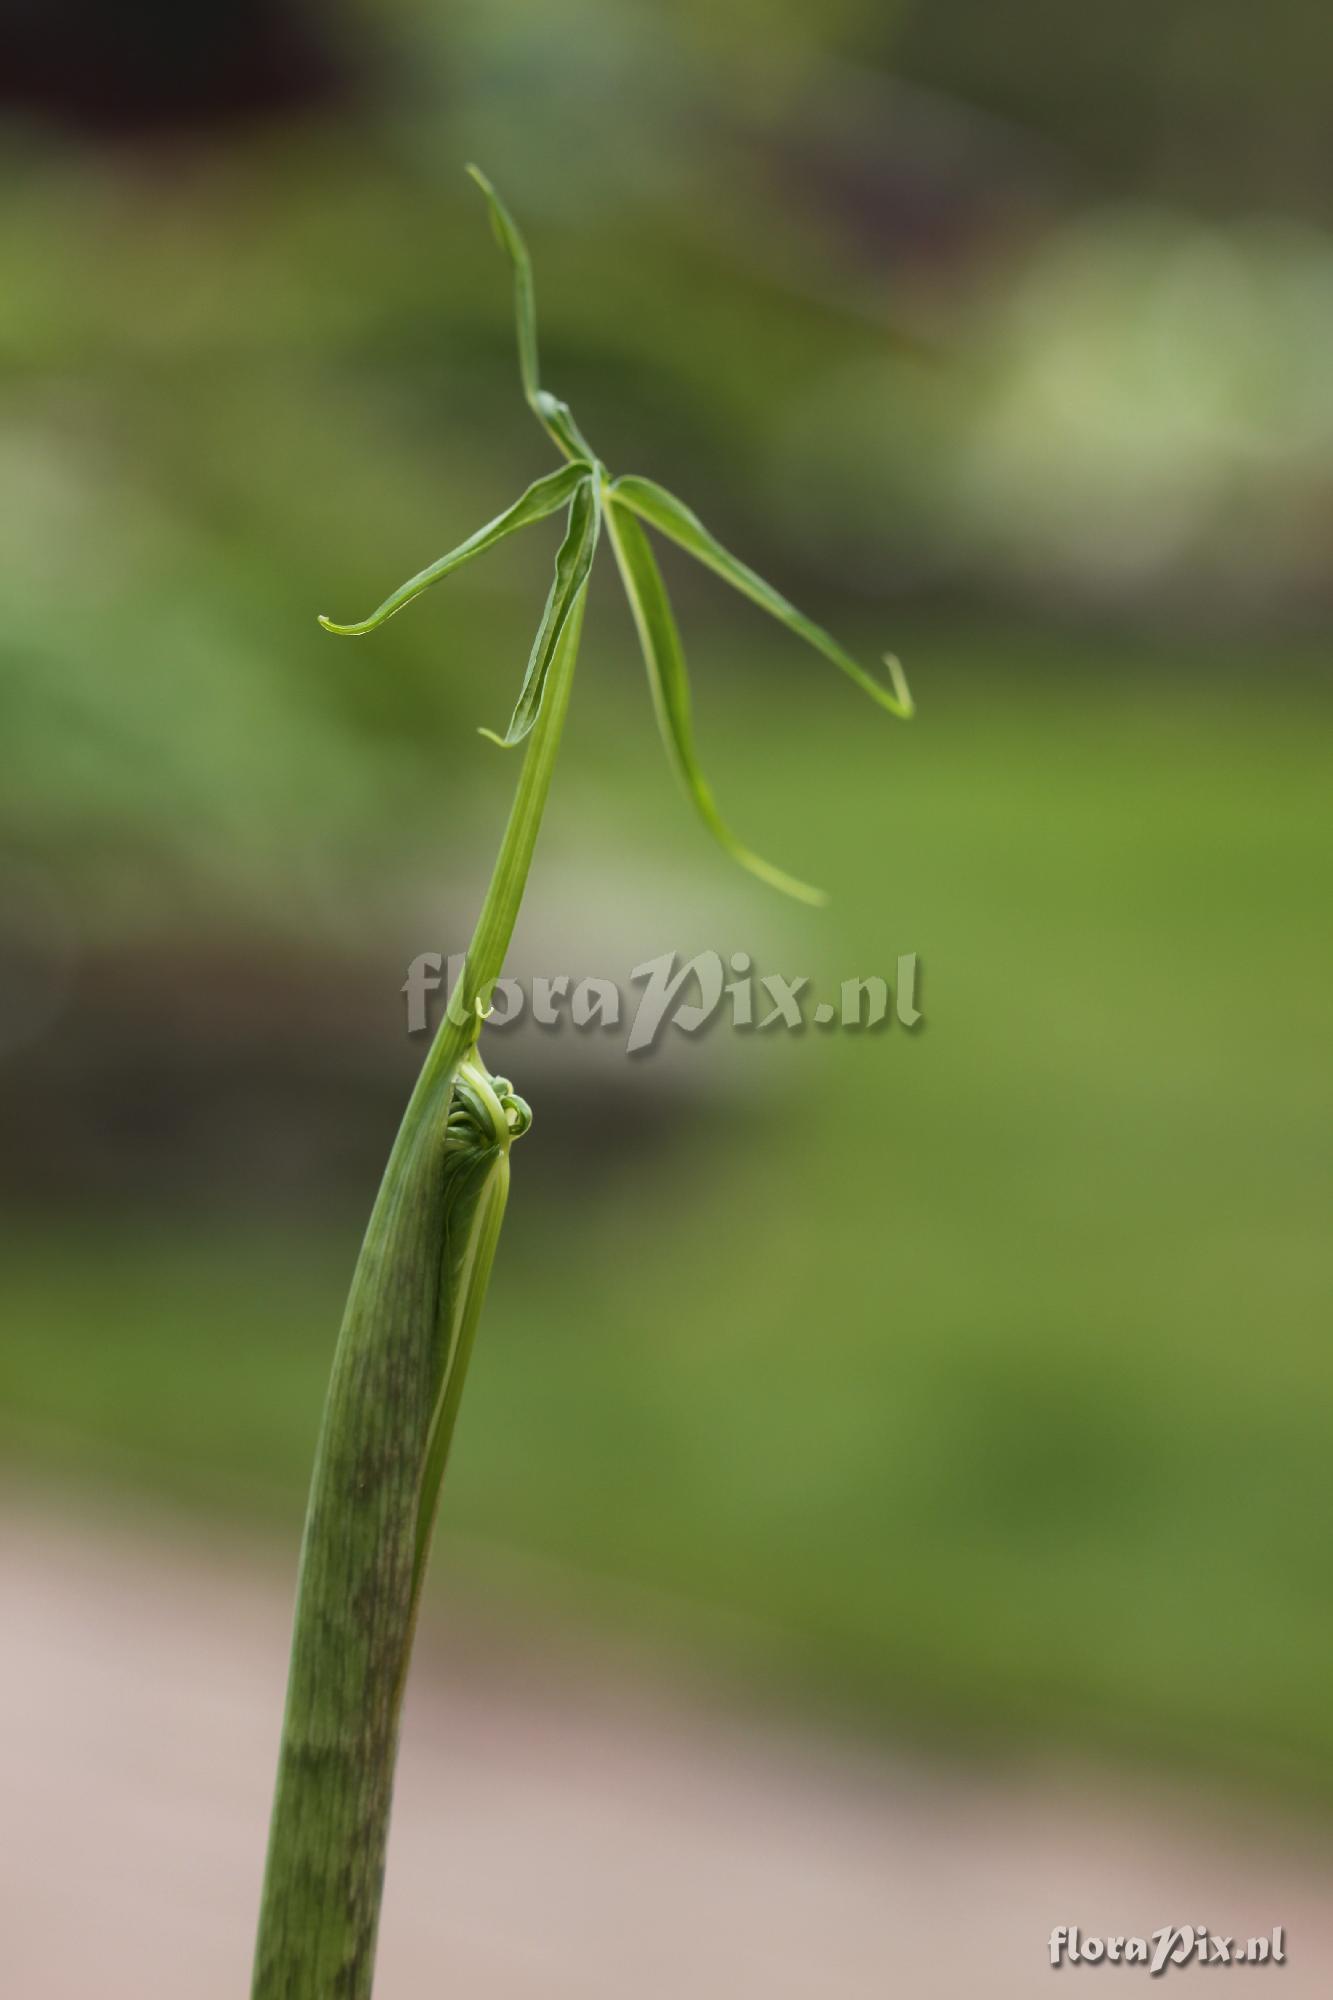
[404,950,923,1053]
[1049,1926,1286,1973]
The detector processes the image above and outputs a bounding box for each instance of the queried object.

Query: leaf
[253,1051,525,2000]
[318,462,588,637]
[605,496,826,906]
[533,390,597,464]
[482,475,600,748]
[610,474,913,720]
[410,1060,525,1604]
[466,164,596,463]
[465,163,539,404]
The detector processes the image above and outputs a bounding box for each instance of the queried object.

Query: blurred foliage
[1,0,1331,1799]
[4,650,1330,1798]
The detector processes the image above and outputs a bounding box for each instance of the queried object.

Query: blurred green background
[2,0,1330,1805]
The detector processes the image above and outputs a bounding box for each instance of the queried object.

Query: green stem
[421,580,587,1095]
[251,585,587,2000]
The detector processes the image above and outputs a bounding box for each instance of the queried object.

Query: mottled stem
[251,586,586,2000]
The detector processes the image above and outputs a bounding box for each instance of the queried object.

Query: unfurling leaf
[318,463,588,636]
[610,474,914,720]
[606,496,826,906]
[482,476,600,748]
[466,164,596,463]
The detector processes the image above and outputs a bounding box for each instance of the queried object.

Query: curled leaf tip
[605,496,829,909]
[318,613,369,637]
[724,850,828,906]
[609,476,915,727]
[492,1078,533,1138]
[882,653,915,719]
[765,869,828,908]
[476,725,516,749]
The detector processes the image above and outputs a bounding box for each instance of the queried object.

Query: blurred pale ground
[9,1498,1333,1999]
[1,1,1331,1992]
